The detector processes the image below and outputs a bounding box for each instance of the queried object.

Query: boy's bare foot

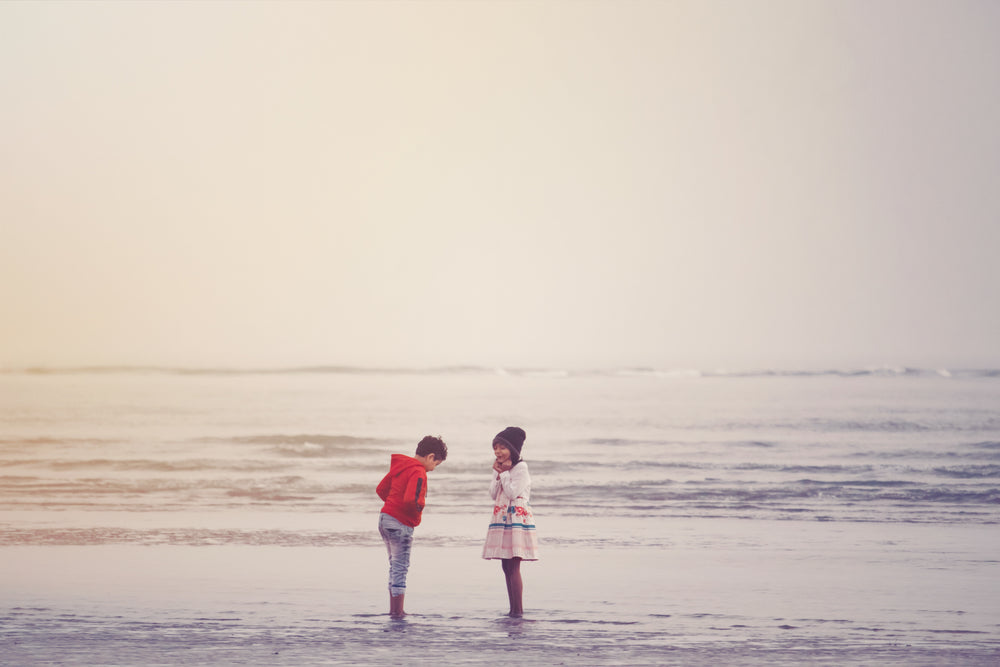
[389,593,406,619]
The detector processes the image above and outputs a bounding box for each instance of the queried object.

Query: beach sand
[3,519,998,665]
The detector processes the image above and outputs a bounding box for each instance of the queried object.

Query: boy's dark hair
[415,435,447,461]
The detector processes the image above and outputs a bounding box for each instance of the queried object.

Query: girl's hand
[493,458,512,473]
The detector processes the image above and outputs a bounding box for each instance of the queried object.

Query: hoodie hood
[388,453,424,475]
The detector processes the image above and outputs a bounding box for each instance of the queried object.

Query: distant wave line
[3,365,999,379]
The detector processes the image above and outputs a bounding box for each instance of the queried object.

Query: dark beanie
[494,426,526,457]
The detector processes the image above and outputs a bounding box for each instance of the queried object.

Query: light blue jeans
[378,512,414,597]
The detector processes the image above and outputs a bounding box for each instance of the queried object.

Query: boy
[376,435,447,618]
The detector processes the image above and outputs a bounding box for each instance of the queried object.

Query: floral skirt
[482,499,539,560]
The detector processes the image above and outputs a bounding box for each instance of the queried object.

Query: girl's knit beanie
[494,426,526,460]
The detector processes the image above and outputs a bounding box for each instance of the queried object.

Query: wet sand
[3,520,999,665]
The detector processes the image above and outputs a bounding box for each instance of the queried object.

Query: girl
[482,426,539,617]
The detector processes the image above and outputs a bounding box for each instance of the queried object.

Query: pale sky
[2,0,998,371]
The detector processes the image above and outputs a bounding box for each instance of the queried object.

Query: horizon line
[2,364,997,379]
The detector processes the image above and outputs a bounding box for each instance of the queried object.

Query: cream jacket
[490,461,531,505]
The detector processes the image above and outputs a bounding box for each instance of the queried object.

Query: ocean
[2,366,999,664]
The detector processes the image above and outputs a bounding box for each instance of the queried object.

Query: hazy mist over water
[2,0,999,373]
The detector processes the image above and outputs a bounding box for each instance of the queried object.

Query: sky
[2,0,998,371]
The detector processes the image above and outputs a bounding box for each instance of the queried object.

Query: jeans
[378,512,414,597]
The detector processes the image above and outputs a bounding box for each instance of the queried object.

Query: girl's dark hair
[495,440,521,466]
[416,435,448,461]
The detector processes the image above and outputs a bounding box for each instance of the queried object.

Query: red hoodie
[376,454,428,527]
